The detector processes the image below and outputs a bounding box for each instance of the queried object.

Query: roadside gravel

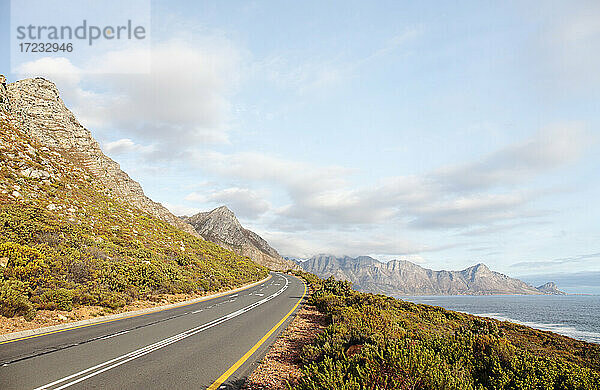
[242,304,329,390]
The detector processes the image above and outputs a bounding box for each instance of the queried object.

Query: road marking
[207,275,307,390]
[0,275,272,346]
[99,330,129,340]
[33,276,290,390]
[191,309,203,314]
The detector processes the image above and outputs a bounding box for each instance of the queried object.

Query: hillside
[0,76,268,321]
[4,77,199,237]
[299,254,564,295]
[183,206,298,271]
[288,271,600,389]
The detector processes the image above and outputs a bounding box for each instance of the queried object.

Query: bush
[35,288,74,311]
[0,241,49,289]
[0,193,267,315]
[0,280,35,320]
[293,271,600,390]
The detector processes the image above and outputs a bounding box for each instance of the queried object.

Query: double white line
[35,276,289,390]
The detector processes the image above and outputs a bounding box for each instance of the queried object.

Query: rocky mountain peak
[4,77,199,238]
[473,263,492,273]
[183,206,299,271]
[214,205,233,213]
[210,205,238,222]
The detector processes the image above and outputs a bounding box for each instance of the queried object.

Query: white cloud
[102,138,155,156]
[16,56,82,79]
[434,123,591,191]
[185,187,270,219]
[163,203,202,218]
[16,37,243,156]
[410,192,532,229]
[259,229,437,259]
[193,124,590,234]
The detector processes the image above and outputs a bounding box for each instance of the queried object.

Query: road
[0,272,306,389]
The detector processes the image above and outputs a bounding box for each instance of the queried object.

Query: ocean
[399,295,600,344]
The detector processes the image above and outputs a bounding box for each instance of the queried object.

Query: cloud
[16,56,82,79]
[16,37,243,157]
[258,229,448,259]
[192,124,590,234]
[512,252,600,268]
[186,187,271,219]
[433,123,591,192]
[409,192,533,229]
[102,138,155,156]
[163,203,202,218]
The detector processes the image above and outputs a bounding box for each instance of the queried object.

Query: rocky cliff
[183,206,298,271]
[300,255,565,295]
[4,77,199,237]
[0,76,268,318]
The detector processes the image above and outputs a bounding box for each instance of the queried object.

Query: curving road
[0,272,306,389]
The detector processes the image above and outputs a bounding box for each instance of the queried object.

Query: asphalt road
[0,272,306,389]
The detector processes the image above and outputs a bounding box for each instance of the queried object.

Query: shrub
[0,241,49,289]
[35,288,74,311]
[0,279,35,320]
[293,270,600,390]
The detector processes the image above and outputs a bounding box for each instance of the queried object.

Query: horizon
[1,0,599,293]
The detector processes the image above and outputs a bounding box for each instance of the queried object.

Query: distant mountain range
[298,255,565,295]
[183,206,298,271]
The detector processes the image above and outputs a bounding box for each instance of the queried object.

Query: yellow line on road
[207,275,307,390]
[0,275,271,345]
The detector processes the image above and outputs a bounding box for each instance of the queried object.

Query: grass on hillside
[0,116,268,321]
[291,271,600,390]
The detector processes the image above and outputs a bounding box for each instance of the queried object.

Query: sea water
[400,295,600,344]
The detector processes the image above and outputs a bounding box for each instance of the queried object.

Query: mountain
[183,206,298,271]
[299,254,565,295]
[4,77,198,237]
[536,282,567,295]
[0,76,267,319]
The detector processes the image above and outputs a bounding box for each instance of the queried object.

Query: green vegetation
[0,120,268,320]
[292,271,600,390]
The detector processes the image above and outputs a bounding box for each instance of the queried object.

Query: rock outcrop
[4,77,198,237]
[184,206,298,271]
[299,255,565,295]
[536,282,567,295]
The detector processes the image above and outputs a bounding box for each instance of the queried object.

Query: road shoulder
[0,274,272,344]
[241,304,329,390]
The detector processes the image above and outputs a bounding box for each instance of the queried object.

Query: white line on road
[34,276,290,390]
[99,330,130,340]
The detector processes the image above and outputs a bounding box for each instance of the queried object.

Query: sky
[1,1,599,292]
